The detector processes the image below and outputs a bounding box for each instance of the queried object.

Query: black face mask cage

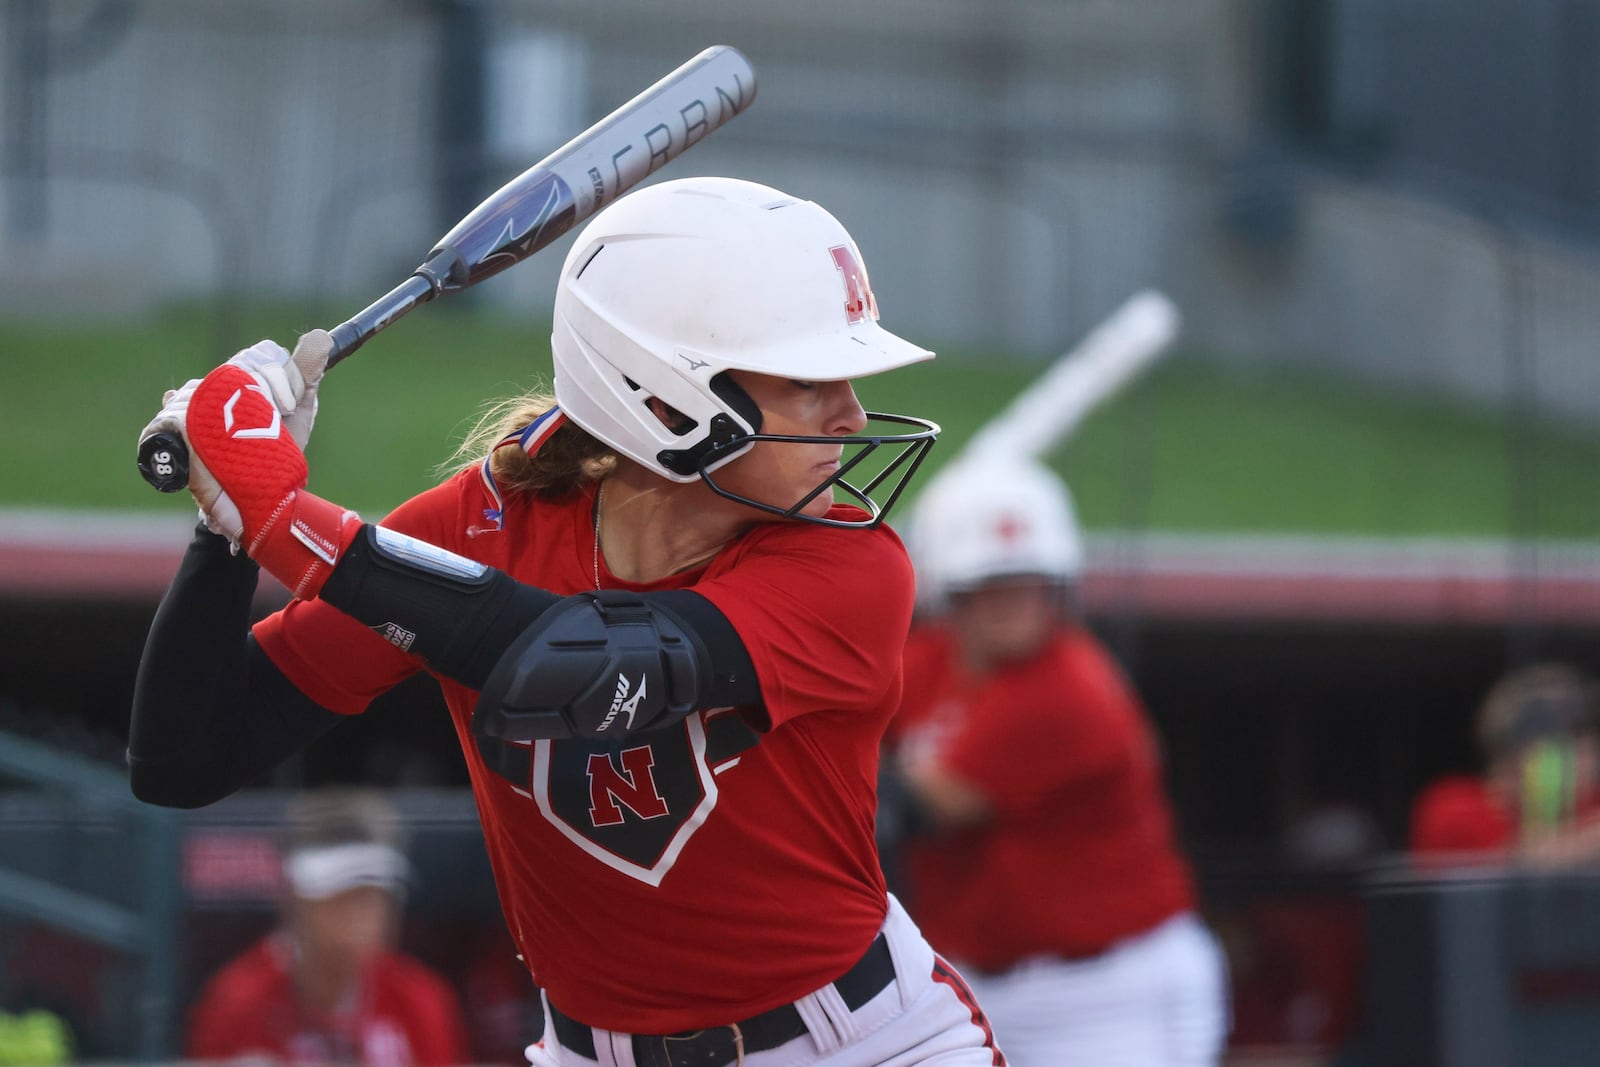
[695,413,940,529]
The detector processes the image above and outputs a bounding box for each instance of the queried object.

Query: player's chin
[794,484,837,519]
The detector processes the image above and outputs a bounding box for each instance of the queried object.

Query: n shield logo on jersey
[534,721,718,887]
[519,712,760,887]
[586,747,668,825]
[222,383,282,440]
[830,244,879,325]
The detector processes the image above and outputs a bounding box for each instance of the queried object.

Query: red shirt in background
[890,625,1196,973]
[1408,774,1514,858]
[185,935,470,1066]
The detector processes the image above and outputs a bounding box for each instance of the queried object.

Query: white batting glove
[285,330,331,449]
[224,331,332,451]
[139,332,332,547]
[140,379,245,546]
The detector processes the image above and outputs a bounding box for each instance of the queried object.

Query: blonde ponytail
[444,388,617,498]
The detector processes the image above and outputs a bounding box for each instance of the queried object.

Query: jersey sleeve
[942,634,1150,814]
[694,521,915,730]
[251,480,466,715]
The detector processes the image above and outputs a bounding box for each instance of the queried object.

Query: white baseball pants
[959,912,1230,1067]
[526,894,1007,1066]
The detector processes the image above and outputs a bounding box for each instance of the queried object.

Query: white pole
[960,289,1181,462]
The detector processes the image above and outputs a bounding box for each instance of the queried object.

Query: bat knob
[138,431,191,493]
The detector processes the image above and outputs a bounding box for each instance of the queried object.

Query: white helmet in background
[551,176,939,527]
[906,455,1085,606]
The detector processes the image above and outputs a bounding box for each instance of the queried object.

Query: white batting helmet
[551,176,939,527]
[906,455,1085,605]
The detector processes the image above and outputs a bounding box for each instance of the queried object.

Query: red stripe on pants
[932,957,1007,1067]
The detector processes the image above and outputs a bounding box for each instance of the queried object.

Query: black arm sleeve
[649,589,760,710]
[128,525,344,808]
[318,524,761,706]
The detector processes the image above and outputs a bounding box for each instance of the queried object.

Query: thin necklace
[592,480,605,590]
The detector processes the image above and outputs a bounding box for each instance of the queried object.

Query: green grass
[5,303,551,515]
[1049,360,1600,538]
[5,304,1599,538]
[862,350,1600,540]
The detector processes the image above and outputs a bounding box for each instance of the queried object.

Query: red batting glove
[184,364,361,599]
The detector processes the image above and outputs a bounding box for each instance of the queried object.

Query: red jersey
[185,935,469,1066]
[890,625,1195,973]
[254,471,913,1033]
[1409,775,1514,857]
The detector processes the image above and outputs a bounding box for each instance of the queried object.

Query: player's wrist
[245,490,363,600]
[181,362,360,598]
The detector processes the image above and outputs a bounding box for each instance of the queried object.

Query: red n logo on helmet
[830,244,879,325]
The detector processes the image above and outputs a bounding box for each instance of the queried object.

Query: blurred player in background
[1410,662,1600,867]
[186,788,470,1066]
[132,177,1008,1066]
[886,455,1229,1066]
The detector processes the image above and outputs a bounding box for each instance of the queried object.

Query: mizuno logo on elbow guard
[598,673,648,732]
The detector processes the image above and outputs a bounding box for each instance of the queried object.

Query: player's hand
[224,332,331,450]
[183,360,360,598]
[285,330,332,448]
[140,378,245,545]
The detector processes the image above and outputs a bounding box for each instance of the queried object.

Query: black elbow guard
[471,590,705,742]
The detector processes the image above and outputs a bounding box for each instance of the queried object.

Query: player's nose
[825,382,867,436]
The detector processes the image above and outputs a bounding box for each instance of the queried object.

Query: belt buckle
[640,1023,745,1067]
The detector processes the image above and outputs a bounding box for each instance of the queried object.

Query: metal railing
[0,731,182,1062]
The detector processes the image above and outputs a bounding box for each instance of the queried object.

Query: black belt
[549,933,894,1067]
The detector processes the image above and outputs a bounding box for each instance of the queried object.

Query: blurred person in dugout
[883,455,1230,1066]
[186,788,471,1066]
[130,177,1010,1067]
[1410,662,1600,867]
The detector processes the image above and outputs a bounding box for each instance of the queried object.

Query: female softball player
[888,456,1229,1066]
[131,177,1006,1067]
